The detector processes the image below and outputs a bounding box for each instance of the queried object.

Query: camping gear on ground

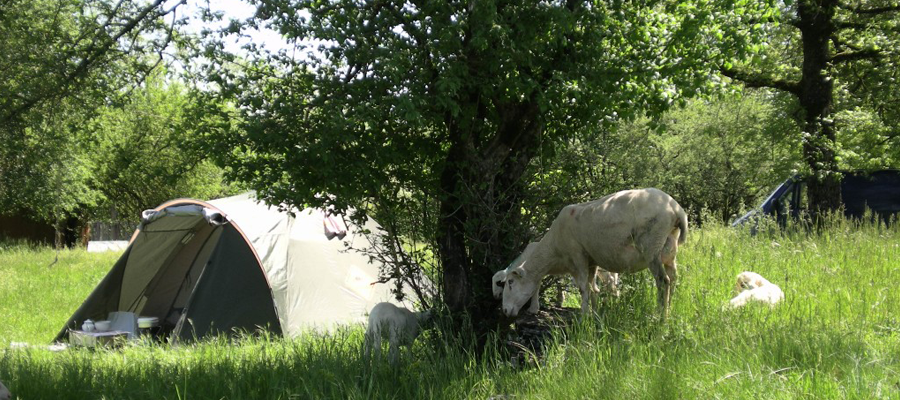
[94,320,111,332]
[137,317,160,338]
[67,311,142,346]
[137,317,159,329]
[108,311,138,338]
[54,192,415,343]
[68,330,130,348]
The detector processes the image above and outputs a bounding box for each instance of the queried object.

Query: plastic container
[137,317,160,337]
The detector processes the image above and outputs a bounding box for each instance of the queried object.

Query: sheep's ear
[493,270,508,286]
[510,267,525,279]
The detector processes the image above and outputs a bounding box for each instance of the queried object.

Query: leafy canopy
[0,0,186,223]
[205,0,777,216]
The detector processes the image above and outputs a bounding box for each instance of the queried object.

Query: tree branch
[853,5,900,14]
[830,48,882,63]
[720,66,801,96]
[1,0,181,124]
[837,2,900,14]
[879,130,900,145]
[834,21,869,31]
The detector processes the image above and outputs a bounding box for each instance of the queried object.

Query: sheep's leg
[596,269,620,297]
[563,253,596,313]
[578,275,594,313]
[728,291,752,308]
[649,257,671,319]
[661,235,678,298]
[388,337,400,365]
[571,265,594,313]
[389,343,399,365]
[527,281,541,314]
[614,273,621,297]
[588,273,599,310]
[663,261,677,299]
[607,272,621,297]
[363,331,372,362]
[371,329,382,360]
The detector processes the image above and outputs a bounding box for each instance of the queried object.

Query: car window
[791,183,808,213]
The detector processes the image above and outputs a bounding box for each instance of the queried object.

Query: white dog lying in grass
[728,271,784,308]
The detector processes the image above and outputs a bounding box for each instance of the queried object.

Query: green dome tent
[55,192,414,342]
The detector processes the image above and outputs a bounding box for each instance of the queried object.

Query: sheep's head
[416,309,433,325]
[502,265,538,317]
[492,270,508,299]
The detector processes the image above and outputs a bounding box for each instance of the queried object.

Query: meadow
[1,220,898,399]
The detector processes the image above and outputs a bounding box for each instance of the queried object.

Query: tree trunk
[438,140,472,315]
[437,98,544,340]
[436,6,554,339]
[797,0,843,215]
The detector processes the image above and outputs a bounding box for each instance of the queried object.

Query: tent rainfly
[55,192,410,342]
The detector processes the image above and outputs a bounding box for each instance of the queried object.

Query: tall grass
[1,219,898,399]
[514,217,900,399]
[0,244,119,344]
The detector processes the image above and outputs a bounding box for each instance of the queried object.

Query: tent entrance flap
[175,225,281,340]
[139,224,225,334]
[124,222,218,328]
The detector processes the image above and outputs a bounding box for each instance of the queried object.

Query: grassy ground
[1,220,898,399]
[0,244,119,344]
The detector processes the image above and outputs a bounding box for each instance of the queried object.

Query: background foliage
[0,0,233,237]
[722,0,900,213]
[87,71,238,225]
[524,91,802,227]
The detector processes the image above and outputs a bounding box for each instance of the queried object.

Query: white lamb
[0,379,10,400]
[728,271,784,308]
[363,302,430,364]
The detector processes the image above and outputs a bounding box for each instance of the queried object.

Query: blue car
[732,170,900,227]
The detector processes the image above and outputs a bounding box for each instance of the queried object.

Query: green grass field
[1,221,899,399]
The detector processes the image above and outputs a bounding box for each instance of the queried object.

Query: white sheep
[493,245,620,314]
[502,188,688,318]
[0,379,10,400]
[363,302,430,364]
[728,271,784,308]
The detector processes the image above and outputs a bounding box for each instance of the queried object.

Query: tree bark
[438,139,472,315]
